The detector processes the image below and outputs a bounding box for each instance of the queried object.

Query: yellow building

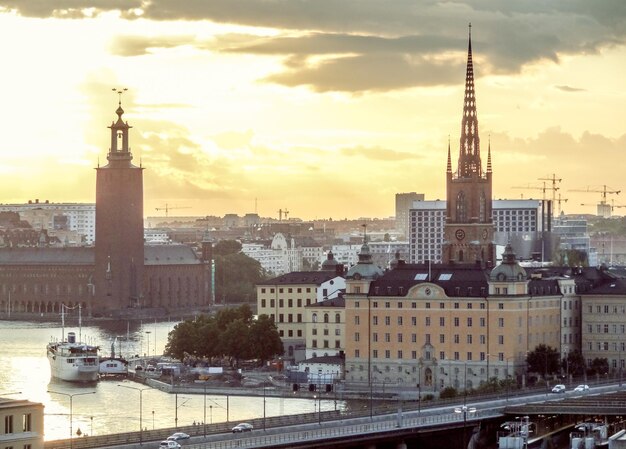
[0,397,44,449]
[344,244,566,395]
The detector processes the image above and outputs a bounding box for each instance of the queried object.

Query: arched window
[335,313,341,323]
[459,250,464,262]
[312,313,318,323]
[456,191,467,222]
[324,313,329,323]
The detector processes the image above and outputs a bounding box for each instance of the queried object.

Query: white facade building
[409,199,543,263]
[330,244,361,268]
[0,201,96,244]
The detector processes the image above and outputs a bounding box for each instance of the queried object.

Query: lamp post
[203,384,206,438]
[145,331,151,358]
[48,390,95,449]
[209,405,213,425]
[263,386,266,431]
[506,356,516,402]
[117,384,150,445]
[90,416,93,436]
[152,411,155,430]
[174,393,190,429]
[454,405,477,449]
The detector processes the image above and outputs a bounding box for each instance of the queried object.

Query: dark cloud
[554,85,586,92]
[6,1,625,92]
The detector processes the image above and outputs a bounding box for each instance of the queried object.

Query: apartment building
[304,296,345,359]
[0,397,44,449]
[256,271,345,362]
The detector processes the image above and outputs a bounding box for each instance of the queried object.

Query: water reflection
[0,320,327,441]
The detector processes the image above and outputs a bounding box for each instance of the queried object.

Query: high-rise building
[395,192,424,239]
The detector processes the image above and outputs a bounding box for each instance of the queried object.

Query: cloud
[340,145,421,161]
[5,1,626,92]
[554,85,586,92]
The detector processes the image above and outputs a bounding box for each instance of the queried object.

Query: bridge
[44,384,626,449]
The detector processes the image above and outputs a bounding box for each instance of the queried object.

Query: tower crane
[569,185,621,218]
[277,208,290,221]
[538,174,562,210]
[512,181,558,202]
[155,204,191,217]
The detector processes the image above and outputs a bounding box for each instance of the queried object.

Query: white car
[159,441,181,449]
[231,423,253,433]
[573,384,589,392]
[167,433,190,441]
[551,384,566,393]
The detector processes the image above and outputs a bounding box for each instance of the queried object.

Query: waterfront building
[256,271,345,362]
[0,100,212,319]
[304,295,345,360]
[0,397,44,449]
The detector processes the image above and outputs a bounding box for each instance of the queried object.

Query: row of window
[3,413,31,434]
[587,324,626,334]
[310,340,341,349]
[586,341,626,352]
[353,349,507,361]
[260,287,314,294]
[260,298,313,308]
[587,305,626,314]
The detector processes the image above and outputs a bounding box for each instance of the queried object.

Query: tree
[588,358,609,376]
[213,241,268,304]
[164,320,201,360]
[563,350,586,377]
[251,314,284,364]
[526,344,560,378]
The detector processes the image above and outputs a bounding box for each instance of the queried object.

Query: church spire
[446,135,452,174]
[487,134,492,174]
[457,22,482,179]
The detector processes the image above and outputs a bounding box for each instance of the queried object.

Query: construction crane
[512,182,556,201]
[555,193,568,216]
[155,204,191,217]
[277,208,290,221]
[538,174,562,209]
[569,185,621,218]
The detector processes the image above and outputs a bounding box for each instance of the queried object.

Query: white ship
[47,332,100,382]
[47,305,100,382]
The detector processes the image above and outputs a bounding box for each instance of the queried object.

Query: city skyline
[1,2,625,220]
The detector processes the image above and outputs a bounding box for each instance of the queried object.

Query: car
[231,423,253,433]
[551,384,566,393]
[159,441,181,449]
[573,384,590,392]
[167,433,190,441]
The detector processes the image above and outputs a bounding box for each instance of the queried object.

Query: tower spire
[457,22,481,179]
[446,135,452,173]
[487,134,492,174]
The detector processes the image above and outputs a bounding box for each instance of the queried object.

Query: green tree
[214,242,268,304]
[221,319,253,368]
[526,344,560,377]
[251,314,284,364]
[164,320,201,360]
[588,358,609,376]
[563,350,586,376]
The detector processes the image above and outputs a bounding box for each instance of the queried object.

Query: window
[397,316,403,325]
[373,333,378,342]
[467,334,472,344]
[385,316,391,326]
[454,317,460,327]
[335,313,341,323]
[261,299,266,307]
[397,350,403,359]
[385,333,391,343]
[312,339,318,348]
[454,334,460,344]
[5,415,14,433]
[355,316,360,325]
[312,328,317,335]
[397,333,403,343]
[424,317,429,326]
[324,313,329,323]
[355,332,360,342]
[467,317,472,327]
[373,316,378,325]
[498,335,504,345]
[498,318,504,328]
[440,317,445,326]
[385,350,391,359]
[440,334,445,343]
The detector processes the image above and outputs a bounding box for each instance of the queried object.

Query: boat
[47,305,100,382]
[99,339,128,377]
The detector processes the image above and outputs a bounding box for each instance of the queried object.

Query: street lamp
[145,331,151,358]
[263,386,266,431]
[152,410,155,430]
[454,405,477,449]
[48,390,95,449]
[117,384,151,445]
[174,393,190,429]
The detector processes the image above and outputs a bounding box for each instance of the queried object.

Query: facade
[409,199,542,263]
[257,271,345,361]
[0,397,44,449]
[395,192,424,239]
[304,296,345,359]
[0,201,95,245]
[343,250,565,394]
[442,29,495,266]
[368,241,410,270]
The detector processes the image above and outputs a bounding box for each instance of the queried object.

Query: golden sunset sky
[0,1,625,220]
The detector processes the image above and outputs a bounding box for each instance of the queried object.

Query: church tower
[442,25,495,267]
[94,91,145,315]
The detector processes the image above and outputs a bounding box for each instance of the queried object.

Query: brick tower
[443,25,495,267]
[94,92,144,315]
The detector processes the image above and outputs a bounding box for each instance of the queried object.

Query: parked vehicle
[159,441,181,449]
[231,423,253,433]
[573,384,589,392]
[551,384,566,393]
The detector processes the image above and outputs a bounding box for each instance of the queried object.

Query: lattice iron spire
[487,134,492,174]
[447,135,452,173]
[457,22,482,179]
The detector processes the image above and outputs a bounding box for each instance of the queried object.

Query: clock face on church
[455,229,465,240]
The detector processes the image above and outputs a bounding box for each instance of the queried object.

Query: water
[0,319,329,441]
